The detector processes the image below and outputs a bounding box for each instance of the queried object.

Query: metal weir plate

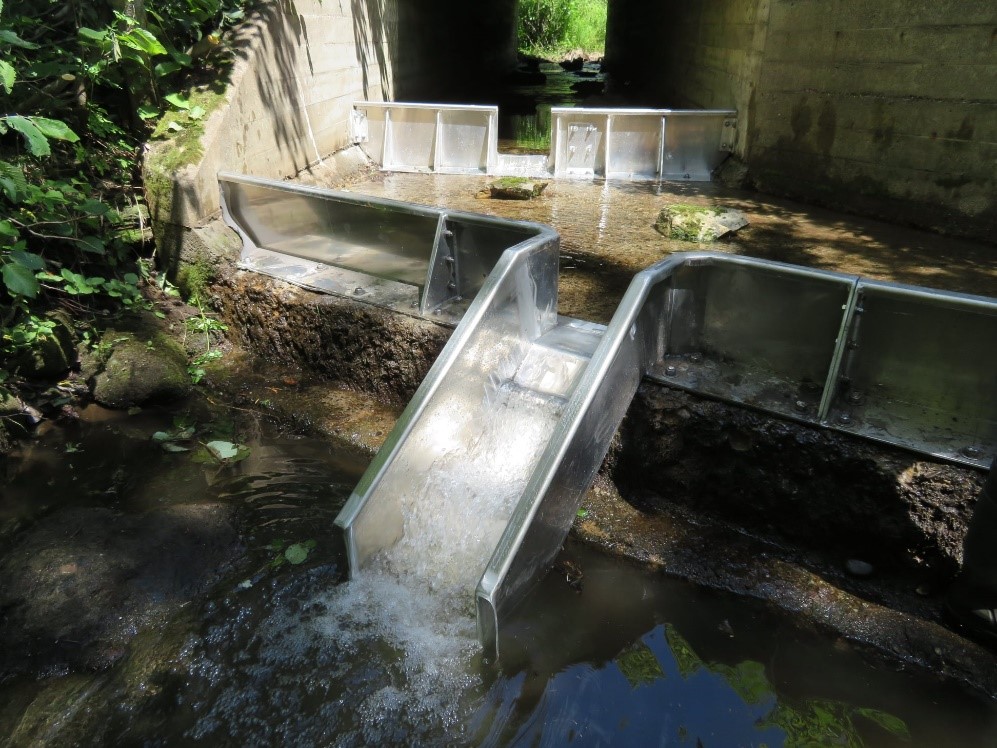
[218,172,547,324]
[351,102,737,182]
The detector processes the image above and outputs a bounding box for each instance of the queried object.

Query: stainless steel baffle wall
[350,102,737,181]
[219,173,997,659]
[218,171,546,323]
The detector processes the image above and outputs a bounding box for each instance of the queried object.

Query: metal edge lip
[550,107,738,117]
[356,100,499,113]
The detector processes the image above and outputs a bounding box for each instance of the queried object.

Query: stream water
[1,405,996,746]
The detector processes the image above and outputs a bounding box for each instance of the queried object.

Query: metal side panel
[661,111,736,181]
[220,173,559,328]
[649,260,856,423]
[476,271,660,659]
[437,108,492,173]
[824,282,997,468]
[606,114,663,180]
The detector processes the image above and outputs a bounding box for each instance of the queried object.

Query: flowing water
[2,404,996,745]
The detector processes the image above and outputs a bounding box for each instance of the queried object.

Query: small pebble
[845,559,874,577]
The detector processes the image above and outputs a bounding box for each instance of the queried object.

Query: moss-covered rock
[488,177,549,200]
[655,204,748,242]
[90,331,192,409]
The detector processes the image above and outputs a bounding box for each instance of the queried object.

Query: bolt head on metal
[847,391,863,404]
[665,365,677,377]
[794,400,808,412]
[838,413,852,425]
[689,352,703,364]
[962,446,982,459]
[353,287,364,295]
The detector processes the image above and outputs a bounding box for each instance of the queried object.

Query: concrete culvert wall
[604,0,997,241]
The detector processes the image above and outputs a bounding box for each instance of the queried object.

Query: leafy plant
[266,539,318,569]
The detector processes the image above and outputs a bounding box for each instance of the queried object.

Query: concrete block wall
[147,0,410,228]
[607,0,996,240]
[748,0,996,239]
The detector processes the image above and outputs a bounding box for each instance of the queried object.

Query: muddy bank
[215,268,450,405]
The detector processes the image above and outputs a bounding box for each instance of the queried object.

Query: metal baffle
[823,281,997,467]
[354,102,737,182]
[646,260,857,424]
[353,102,497,175]
[219,172,536,322]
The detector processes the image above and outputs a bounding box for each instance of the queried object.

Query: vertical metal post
[383,107,393,169]
[604,114,613,179]
[657,115,667,181]
[817,281,860,423]
[433,109,442,172]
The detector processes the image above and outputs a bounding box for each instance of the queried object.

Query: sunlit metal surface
[351,102,737,182]
[219,172,539,322]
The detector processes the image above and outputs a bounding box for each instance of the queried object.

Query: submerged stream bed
[1,404,995,746]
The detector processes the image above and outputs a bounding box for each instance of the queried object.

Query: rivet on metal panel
[689,352,703,364]
[353,287,365,296]
[847,340,859,350]
[837,413,852,425]
[847,391,863,404]
[447,282,457,291]
[962,446,983,459]
[444,255,455,265]
[443,229,454,239]
[794,400,808,413]
[664,365,678,377]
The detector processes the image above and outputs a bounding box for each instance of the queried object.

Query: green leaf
[0,161,27,201]
[576,507,589,518]
[137,104,160,120]
[9,250,44,270]
[78,27,108,42]
[80,199,110,216]
[284,543,310,565]
[163,92,190,110]
[188,105,206,121]
[0,59,14,95]
[0,220,17,238]
[78,236,106,254]
[4,116,50,156]
[167,121,183,132]
[154,61,184,77]
[162,442,190,453]
[206,440,238,460]
[32,117,80,143]
[855,708,911,740]
[2,262,39,297]
[119,27,167,56]
[0,29,39,49]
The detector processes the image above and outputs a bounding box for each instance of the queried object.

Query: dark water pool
[1,404,994,746]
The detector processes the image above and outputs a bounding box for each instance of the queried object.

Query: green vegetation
[0,0,247,397]
[518,0,607,57]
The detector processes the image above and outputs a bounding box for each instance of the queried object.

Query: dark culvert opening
[394,0,667,154]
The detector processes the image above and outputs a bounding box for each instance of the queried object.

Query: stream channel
[1,404,996,745]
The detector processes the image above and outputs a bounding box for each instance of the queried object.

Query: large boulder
[90,330,192,408]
